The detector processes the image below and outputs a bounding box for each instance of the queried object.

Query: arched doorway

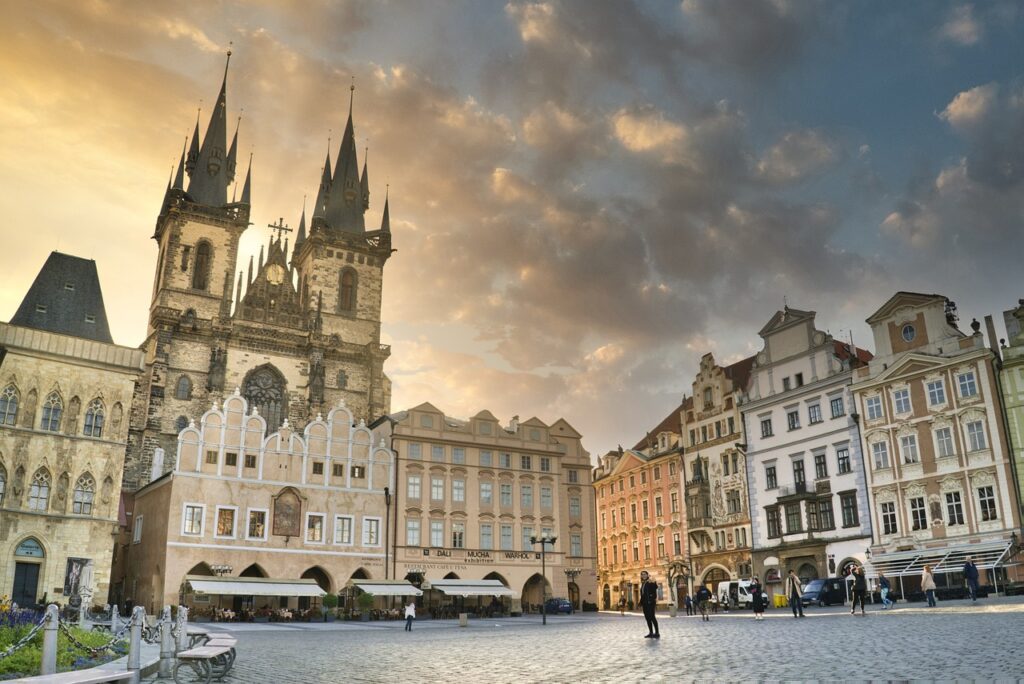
[797,562,819,583]
[239,563,268,578]
[350,567,371,581]
[12,537,45,607]
[232,564,269,613]
[567,582,580,610]
[186,562,215,577]
[603,584,611,610]
[702,566,729,590]
[443,572,460,580]
[299,567,332,611]
[521,574,550,613]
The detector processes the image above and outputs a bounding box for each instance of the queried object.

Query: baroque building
[682,353,754,595]
[1,253,144,607]
[380,403,596,613]
[742,308,873,599]
[124,53,393,491]
[999,300,1024,521]
[593,402,685,610]
[852,293,1022,593]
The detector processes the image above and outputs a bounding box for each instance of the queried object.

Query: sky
[1,1,1022,463]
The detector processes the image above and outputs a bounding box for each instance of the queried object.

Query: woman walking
[749,576,765,621]
[879,572,893,609]
[850,566,867,615]
[922,565,937,607]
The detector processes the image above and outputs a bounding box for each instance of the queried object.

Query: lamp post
[530,533,557,625]
[563,567,581,612]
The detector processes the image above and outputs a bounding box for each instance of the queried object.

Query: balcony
[688,516,714,530]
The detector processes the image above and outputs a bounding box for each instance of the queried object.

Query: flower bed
[0,605,128,680]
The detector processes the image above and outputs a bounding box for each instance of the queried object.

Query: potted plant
[357,592,374,621]
[322,593,339,622]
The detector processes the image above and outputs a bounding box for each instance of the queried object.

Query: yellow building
[1,253,144,608]
[379,403,597,613]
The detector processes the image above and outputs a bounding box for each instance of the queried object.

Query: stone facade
[742,308,873,598]
[0,321,144,607]
[120,392,393,613]
[852,293,1021,584]
[682,353,755,595]
[999,301,1024,523]
[380,403,597,613]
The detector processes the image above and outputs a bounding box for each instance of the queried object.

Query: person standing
[879,572,893,609]
[404,600,416,631]
[786,570,805,618]
[963,556,980,602]
[639,571,660,638]
[850,566,867,615]
[922,565,937,607]
[696,586,711,622]
[684,594,693,616]
[750,576,765,621]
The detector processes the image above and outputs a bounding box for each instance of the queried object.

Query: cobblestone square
[169,597,1024,683]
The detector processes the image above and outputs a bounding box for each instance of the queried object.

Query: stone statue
[207,348,227,392]
[309,353,325,403]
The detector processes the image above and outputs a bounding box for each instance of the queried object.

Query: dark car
[544,598,573,614]
[800,578,846,607]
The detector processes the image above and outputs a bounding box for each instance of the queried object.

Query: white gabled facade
[743,307,874,597]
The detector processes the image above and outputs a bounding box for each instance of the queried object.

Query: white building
[742,307,874,597]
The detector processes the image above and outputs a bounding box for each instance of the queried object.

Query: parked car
[801,578,847,607]
[544,598,573,614]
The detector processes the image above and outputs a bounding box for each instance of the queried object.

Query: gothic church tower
[125,55,393,490]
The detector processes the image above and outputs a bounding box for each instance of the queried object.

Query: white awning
[183,575,326,597]
[350,581,423,597]
[866,539,1015,578]
[424,579,517,597]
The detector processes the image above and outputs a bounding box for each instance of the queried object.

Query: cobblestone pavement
[161,597,1024,683]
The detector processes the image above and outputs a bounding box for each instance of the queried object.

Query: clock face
[266,264,285,285]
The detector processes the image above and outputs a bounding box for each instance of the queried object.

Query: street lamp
[563,567,581,611]
[530,533,557,625]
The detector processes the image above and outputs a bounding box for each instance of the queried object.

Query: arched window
[337,370,348,389]
[339,269,357,312]
[175,376,193,401]
[40,392,63,432]
[83,399,104,438]
[243,365,287,433]
[73,473,95,515]
[28,469,51,511]
[192,241,212,290]
[0,385,18,426]
[175,415,189,432]
[0,464,6,507]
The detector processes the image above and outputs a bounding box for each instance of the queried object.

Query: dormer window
[64,282,75,291]
[35,304,47,313]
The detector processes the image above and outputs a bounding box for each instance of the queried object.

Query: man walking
[963,556,980,602]
[404,600,416,631]
[786,570,805,618]
[639,571,660,639]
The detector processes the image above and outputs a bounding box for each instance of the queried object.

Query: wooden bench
[25,670,135,683]
[173,645,233,684]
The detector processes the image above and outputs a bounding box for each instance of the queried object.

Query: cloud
[756,129,841,184]
[938,4,983,45]
[612,105,688,161]
[939,82,998,129]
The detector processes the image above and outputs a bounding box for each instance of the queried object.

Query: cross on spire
[268,217,292,241]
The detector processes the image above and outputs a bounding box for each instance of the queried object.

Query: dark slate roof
[632,396,691,451]
[724,354,757,393]
[10,252,113,343]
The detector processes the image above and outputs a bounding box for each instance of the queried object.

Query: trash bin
[459,613,468,628]
[774,594,789,609]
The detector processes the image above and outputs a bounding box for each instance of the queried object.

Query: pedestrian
[619,595,626,616]
[696,586,711,622]
[922,565,937,607]
[404,600,416,631]
[684,594,693,616]
[710,593,718,614]
[750,576,765,621]
[850,566,867,615]
[639,571,660,639]
[879,572,893,609]
[963,556,979,602]
[786,570,805,618]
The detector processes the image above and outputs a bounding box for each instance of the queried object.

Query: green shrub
[0,623,125,678]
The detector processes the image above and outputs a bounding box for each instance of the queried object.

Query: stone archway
[797,562,819,583]
[240,563,268,578]
[521,574,550,613]
[299,566,332,611]
[186,562,215,577]
[701,566,730,590]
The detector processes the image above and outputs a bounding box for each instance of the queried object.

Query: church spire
[380,184,391,233]
[296,196,307,246]
[324,81,366,233]
[173,137,186,190]
[240,152,252,206]
[185,109,200,175]
[187,49,233,206]
[360,147,370,210]
[226,116,240,185]
[313,140,331,220]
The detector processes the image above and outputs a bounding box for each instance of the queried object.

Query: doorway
[13,562,40,607]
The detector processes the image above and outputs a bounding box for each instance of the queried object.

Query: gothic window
[28,469,51,511]
[0,385,18,425]
[192,241,212,290]
[73,474,95,515]
[339,268,357,312]
[175,376,193,400]
[83,399,104,438]
[40,392,62,432]
[337,370,348,389]
[243,365,287,433]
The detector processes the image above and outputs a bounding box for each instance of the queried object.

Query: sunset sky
[2,1,1022,461]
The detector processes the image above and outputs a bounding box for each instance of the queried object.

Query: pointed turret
[226,117,240,185]
[258,245,264,271]
[324,83,366,233]
[296,198,307,246]
[313,142,331,220]
[240,153,252,206]
[173,138,186,190]
[185,110,200,175]
[187,50,233,206]
[235,271,244,309]
[247,255,254,285]
[380,185,391,233]
[360,148,370,210]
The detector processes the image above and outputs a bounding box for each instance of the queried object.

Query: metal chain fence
[0,612,50,661]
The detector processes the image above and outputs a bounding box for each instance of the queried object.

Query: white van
[716,580,754,609]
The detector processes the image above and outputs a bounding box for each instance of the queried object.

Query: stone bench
[24,670,135,683]
[173,646,233,684]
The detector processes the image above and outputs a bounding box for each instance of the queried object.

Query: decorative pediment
[872,353,944,383]
[903,482,926,499]
[866,292,945,325]
[970,470,995,487]
[758,306,816,337]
